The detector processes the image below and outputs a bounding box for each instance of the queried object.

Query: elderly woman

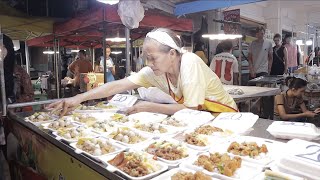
[49,28,237,116]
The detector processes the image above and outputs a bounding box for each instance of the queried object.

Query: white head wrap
[146,30,181,53]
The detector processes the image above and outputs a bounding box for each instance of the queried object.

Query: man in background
[248,26,273,79]
[68,50,93,87]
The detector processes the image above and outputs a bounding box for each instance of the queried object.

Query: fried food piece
[171,171,211,180]
[195,125,223,135]
[227,141,269,158]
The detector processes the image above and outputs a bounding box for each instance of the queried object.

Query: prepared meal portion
[185,133,207,147]
[194,125,223,135]
[171,171,211,180]
[227,142,268,158]
[194,152,242,177]
[57,127,87,140]
[95,102,117,109]
[109,127,146,144]
[76,138,115,156]
[88,121,115,133]
[110,113,129,123]
[72,113,97,123]
[48,118,74,130]
[76,105,100,110]
[134,123,167,134]
[25,112,55,122]
[160,117,187,127]
[108,152,161,177]
[145,141,188,161]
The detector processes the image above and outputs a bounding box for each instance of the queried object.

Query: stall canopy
[0,1,53,41]
[27,5,193,48]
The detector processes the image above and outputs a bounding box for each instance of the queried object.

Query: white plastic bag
[117,0,145,29]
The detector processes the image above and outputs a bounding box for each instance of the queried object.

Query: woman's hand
[304,111,316,118]
[46,95,83,117]
[126,101,154,115]
[314,108,320,114]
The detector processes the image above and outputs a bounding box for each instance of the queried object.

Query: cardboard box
[79,73,104,92]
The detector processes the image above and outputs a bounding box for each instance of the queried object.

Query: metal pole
[102,23,107,84]
[238,38,242,85]
[53,38,60,98]
[92,47,95,69]
[7,99,63,109]
[25,41,30,74]
[57,39,60,98]
[125,27,131,76]
[0,31,7,116]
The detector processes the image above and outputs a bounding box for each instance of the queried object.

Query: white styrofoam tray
[151,167,219,180]
[210,136,286,166]
[266,121,320,141]
[100,150,168,180]
[180,151,262,180]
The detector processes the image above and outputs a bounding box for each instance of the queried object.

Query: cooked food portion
[48,118,74,130]
[72,113,97,123]
[108,152,161,177]
[57,127,87,140]
[25,112,55,122]
[185,133,207,147]
[95,102,117,109]
[194,125,223,135]
[88,121,115,133]
[109,127,146,144]
[145,141,188,161]
[227,142,268,158]
[194,152,242,177]
[110,113,129,123]
[171,171,211,180]
[76,138,115,156]
[134,123,167,134]
[160,117,187,127]
[76,105,99,110]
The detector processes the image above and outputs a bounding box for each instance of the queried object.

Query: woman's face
[285,37,292,44]
[142,40,175,76]
[292,87,305,97]
[274,37,281,46]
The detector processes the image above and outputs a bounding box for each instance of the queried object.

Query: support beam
[143,0,174,15]
[175,0,266,16]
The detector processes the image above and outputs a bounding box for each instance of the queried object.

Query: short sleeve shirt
[100,57,114,72]
[249,39,273,73]
[127,52,237,109]
[210,52,239,85]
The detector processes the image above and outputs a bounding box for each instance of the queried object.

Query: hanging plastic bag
[117,0,145,29]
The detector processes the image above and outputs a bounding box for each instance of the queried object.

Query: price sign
[296,145,320,163]
[216,113,243,121]
[280,121,307,127]
[109,94,138,108]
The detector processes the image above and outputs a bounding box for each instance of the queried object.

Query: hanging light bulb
[97,0,119,5]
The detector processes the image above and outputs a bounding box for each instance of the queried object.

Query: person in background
[68,50,93,87]
[99,45,115,82]
[270,33,288,75]
[49,28,237,116]
[1,34,15,103]
[274,77,319,121]
[210,40,239,85]
[194,42,208,65]
[283,34,298,73]
[248,26,273,79]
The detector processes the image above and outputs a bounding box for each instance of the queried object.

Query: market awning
[27,5,193,47]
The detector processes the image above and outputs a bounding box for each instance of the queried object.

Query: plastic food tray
[151,167,219,180]
[41,121,82,132]
[108,127,154,148]
[180,151,262,180]
[267,121,320,141]
[100,150,168,180]
[140,138,198,167]
[210,136,286,166]
[52,128,100,143]
[69,137,126,162]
